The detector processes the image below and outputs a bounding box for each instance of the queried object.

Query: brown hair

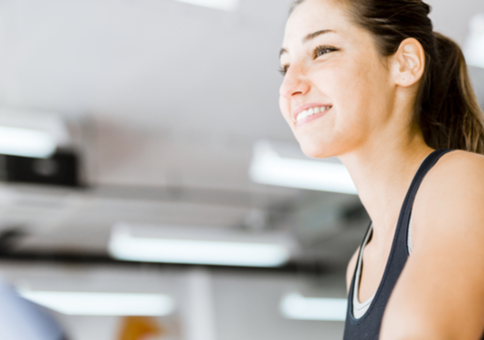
[291,0,484,154]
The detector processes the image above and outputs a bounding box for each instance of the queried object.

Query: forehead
[283,0,349,44]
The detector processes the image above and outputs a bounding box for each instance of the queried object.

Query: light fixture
[249,141,357,195]
[0,108,69,158]
[18,290,175,316]
[176,0,239,11]
[465,13,484,69]
[108,223,293,267]
[0,126,56,158]
[280,293,347,321]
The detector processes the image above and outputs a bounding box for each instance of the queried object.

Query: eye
[278,64,289,76]
[313,45,338,59]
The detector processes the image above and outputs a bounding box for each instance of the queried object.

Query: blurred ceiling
[0,0,482,268]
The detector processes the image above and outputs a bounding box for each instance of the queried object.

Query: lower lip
[295,108,331,127]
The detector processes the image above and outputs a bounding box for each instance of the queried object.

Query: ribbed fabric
[343,149,459,339]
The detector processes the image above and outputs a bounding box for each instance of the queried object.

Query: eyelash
[279,45,339,76]
[313,45,338,58]
[278,65,289,76]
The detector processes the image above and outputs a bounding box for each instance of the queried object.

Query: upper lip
[292,103,332,122]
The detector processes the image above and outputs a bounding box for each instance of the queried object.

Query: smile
[295,105,332,123]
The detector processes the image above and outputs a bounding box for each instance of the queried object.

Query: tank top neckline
[353,213,415,319]
[346,149,450,325]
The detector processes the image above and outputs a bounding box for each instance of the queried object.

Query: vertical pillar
[184,268,216,340]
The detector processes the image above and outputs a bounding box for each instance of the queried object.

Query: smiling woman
[278,0,484,339]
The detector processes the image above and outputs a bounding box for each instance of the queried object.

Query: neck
[339,130,433,246]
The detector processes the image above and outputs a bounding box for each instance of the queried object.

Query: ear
[391,38,426,87]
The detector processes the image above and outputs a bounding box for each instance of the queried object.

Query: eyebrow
[279,29,336,58]
[304,29,335,42]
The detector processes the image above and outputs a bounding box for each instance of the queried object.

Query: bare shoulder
[346,248,359,293]
[412,150,484,246]
[419,150,484,188]
[414,150,484,233]
[425,150,484,184]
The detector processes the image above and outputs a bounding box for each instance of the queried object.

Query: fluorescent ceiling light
[18,290,175,316]
[249,141,357,195]
[280,293,347,321]
[176,0,238,11]
[108,224,292,267]
[0,126,56,158]
[0,107,69,158]
[465,13,484,69]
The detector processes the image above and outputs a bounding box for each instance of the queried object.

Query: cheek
[331,57,387,133]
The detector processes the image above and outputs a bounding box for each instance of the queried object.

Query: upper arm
[381,151,484,340]
[347,248,359,293]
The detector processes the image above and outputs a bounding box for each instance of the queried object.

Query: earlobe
[393,38,425,87]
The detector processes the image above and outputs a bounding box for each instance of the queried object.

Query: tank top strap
[395,149,452,256]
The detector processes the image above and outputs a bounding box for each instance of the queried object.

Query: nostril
[280,79,309,99]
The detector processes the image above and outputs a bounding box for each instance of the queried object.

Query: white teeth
[297,110,308,122]
[296,106,331,122]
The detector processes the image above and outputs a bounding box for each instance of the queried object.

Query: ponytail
[419,32,484,153]
[291,0,484,154]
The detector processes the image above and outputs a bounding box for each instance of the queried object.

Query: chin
[299,140,336,159]
[297,136,339,158]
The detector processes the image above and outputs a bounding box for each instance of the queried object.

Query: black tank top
[343,149,465,339]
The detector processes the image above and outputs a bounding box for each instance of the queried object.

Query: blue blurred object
[0,278,68,340]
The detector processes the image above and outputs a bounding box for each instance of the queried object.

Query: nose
[279,64,310,99]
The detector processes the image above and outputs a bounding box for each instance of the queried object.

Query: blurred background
[0,0,482,339]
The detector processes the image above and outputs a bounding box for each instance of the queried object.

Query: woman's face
[279,0,396,159]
